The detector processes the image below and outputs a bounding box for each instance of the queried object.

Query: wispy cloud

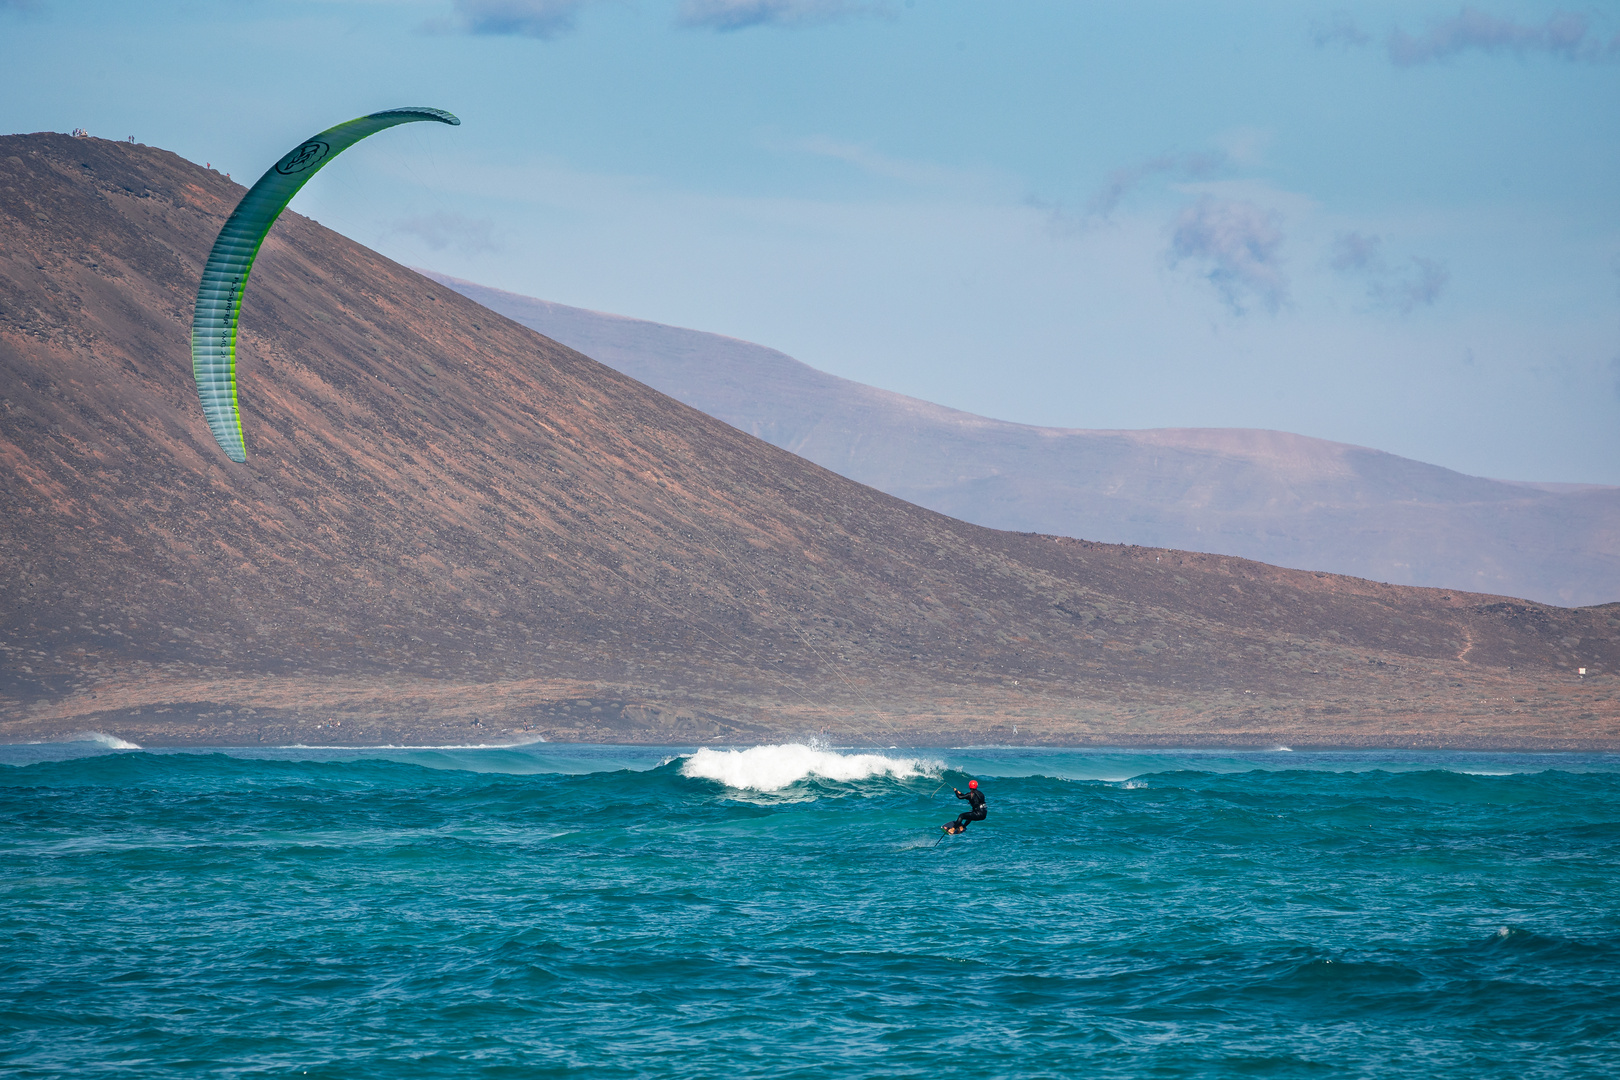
[391,211,502,255]
[1169,197,1288,315]
[1385,256,1449,311]
[1316,7,1620,66]
[1329,230,1449,313]
[435,0,888,36]
[1328,229,1383,273]
[1312,11,1371,49]
[677,0,889,32]
[784,134,979,187]
[1088,152,1226,218]
[1031,147,1231,238]
[1388,7,1611,65]
[439,0,597,39]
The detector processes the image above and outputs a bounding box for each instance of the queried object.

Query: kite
[190,107,460,461]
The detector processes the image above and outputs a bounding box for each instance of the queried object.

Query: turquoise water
[4,739,1619,1078]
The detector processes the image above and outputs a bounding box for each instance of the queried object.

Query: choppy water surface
[4,739,1619,1078]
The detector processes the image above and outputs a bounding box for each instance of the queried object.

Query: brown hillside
[427,273,1620,609]
[1,132,1617,748]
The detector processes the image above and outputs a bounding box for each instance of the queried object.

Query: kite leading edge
[190,107,460,462]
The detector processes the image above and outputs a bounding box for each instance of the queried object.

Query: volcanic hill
[429,274,1620,608]
[1,132,1617,748]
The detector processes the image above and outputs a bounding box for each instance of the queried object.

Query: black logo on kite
[275,140,331,176]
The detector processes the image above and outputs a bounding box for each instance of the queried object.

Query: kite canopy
[190,107,460,462]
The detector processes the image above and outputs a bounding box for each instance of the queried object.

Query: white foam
[71,732,142,750]
[680,743,938,792]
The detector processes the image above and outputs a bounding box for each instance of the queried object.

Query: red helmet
[968,780,978,790]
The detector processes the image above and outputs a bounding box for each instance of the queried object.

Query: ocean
[3,739,1618,1078]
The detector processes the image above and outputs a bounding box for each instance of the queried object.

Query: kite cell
[190,107,460,462]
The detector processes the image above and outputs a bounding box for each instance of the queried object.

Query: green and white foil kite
[191,107,460,462]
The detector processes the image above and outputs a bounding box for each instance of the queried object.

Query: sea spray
[679,742,939,791]
[69,732,142,750]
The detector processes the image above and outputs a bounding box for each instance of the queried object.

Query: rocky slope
[2,132,1616,748]
[432,275,1620,608]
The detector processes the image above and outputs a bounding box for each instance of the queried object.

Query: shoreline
[7,734,1620,756]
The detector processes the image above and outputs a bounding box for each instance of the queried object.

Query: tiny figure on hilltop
[943,779,987,835]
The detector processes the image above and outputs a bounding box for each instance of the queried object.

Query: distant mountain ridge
[428,274,1620,608]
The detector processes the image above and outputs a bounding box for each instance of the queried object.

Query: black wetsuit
[951,787,987,832]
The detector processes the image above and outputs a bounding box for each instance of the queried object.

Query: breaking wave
[679,743,939,792]
[70,731,142,750]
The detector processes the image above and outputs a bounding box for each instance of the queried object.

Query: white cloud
[1169,197,1288,315]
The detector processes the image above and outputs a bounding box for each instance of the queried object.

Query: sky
[4,0,1619,483]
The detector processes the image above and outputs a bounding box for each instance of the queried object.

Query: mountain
[2,132,1617,749]
[429,275,1620,609]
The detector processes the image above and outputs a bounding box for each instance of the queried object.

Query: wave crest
[71,731,142,750]
[680,743,937,792]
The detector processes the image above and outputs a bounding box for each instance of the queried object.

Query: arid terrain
[433,274,1620,608]
[2,133,1617,748]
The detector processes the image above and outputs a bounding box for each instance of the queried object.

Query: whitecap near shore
[70,731,142,750]
[680,743,938,792]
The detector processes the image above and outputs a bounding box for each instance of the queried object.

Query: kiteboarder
[944,779,987,834]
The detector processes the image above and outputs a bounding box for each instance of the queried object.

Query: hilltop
[430,275,1620,609]
[1,132,1616,748]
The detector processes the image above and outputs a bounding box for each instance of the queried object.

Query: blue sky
[4,0,1618,482]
